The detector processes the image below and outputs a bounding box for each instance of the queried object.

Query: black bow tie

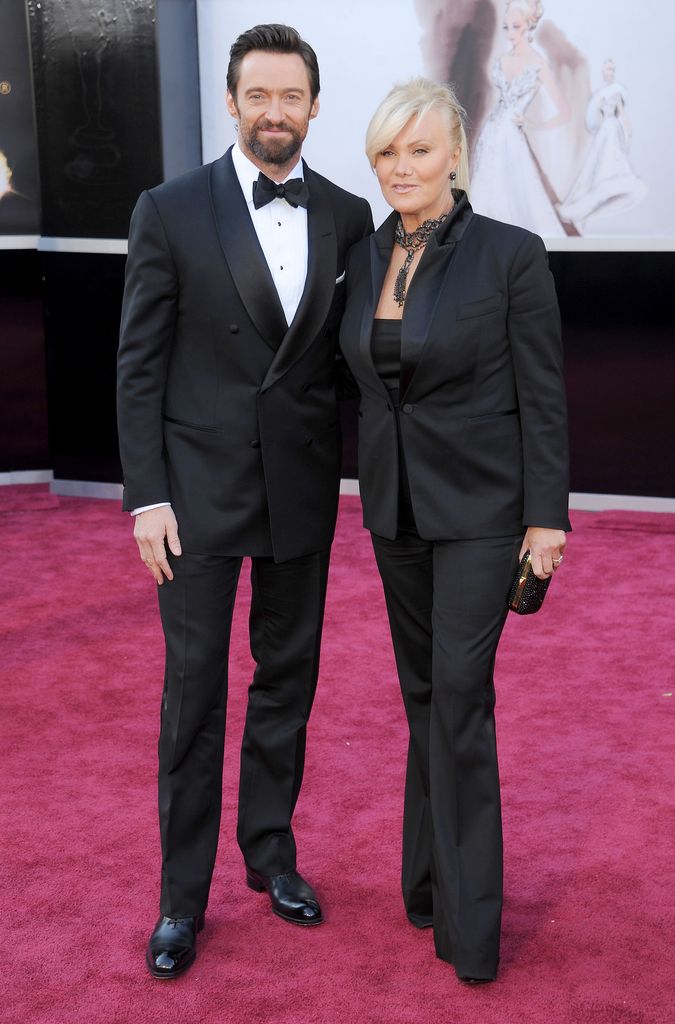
[252,172,309,210]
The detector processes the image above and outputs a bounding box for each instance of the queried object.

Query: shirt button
[402,403,414,414]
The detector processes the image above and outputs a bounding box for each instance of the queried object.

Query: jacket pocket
[163,415,223,434]
[467,409,518,424]
[457,293,504,320]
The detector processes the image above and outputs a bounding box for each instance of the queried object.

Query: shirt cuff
[131,502,172,516]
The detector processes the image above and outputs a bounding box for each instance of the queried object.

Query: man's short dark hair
[227,24,320,103]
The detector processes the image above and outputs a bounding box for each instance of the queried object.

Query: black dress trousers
[371,527,522,979]
[156,547,330,919]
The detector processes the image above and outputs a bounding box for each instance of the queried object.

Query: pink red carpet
[2,489,674,1023]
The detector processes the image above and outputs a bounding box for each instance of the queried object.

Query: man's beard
[240,118,306,165]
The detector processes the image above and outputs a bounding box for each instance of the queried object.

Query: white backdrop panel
[197,0,675,246]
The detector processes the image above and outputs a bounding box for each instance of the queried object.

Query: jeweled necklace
[393,213,449,306]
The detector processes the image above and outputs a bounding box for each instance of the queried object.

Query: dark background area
[1,0,673,498]
[0,250,48,471]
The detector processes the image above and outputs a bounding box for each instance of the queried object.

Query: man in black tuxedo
[117,24,372,979]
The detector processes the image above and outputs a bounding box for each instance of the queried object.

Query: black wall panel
[40,250,675,498]
[42,252,125,483]
[27,0,163,238]
[0,250,49,471]
[552,252,675,498]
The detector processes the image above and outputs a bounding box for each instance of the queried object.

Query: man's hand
[520,527,567,581]
[133,507,182,584]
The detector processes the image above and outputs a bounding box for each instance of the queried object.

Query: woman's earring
[449,170,457,181]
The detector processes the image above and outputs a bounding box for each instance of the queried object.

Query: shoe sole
[246,875,324,926]
[272,906,324,926]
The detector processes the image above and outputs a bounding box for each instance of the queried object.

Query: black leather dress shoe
[145,913,205,979]
[245,866,323,925]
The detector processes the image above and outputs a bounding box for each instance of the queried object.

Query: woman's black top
[370,319,416,532]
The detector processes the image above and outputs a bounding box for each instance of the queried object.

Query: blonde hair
[505,0,544,31]
[365,77,470,193]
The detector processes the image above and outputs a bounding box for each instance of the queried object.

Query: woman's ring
[552,555,563,566]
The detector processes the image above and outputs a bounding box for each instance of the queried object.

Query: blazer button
[402,403,414,414]
[229,324,240,334]
[302,383,312,393]
[250,439,260,448]
[305,436,314,447]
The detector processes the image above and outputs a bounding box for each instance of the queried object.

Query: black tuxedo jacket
[117,147,372,561]
[339,193,571,541]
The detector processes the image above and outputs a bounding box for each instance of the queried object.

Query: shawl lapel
[208,149,287,352]
[260,163,337,392]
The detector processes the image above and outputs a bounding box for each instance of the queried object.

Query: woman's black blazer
[339,193,571,541]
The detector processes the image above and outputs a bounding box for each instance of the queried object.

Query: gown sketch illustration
[471,59,566,236]
[558,79,646,230]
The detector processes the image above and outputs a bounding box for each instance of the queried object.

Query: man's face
[226,51,319,167]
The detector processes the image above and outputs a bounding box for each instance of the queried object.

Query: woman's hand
[520,527,567,580]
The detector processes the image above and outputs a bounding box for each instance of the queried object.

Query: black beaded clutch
[508,550,551,615]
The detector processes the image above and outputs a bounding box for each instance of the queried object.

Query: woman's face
[503,6,529,46]
[374,108,460,226]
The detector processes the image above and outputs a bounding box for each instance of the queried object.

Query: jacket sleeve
[507,232,571,531]
[117,190,177,511]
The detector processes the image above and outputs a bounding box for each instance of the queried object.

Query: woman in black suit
[340,78,570,983]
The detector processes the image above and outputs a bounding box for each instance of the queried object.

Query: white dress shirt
[132,142,309,517]
[231,140,308,327]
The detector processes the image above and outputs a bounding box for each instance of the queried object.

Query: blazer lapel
[208,148,287,352]
[260,164,337,392]
[400,192,474,398]
[358,211,398,398]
